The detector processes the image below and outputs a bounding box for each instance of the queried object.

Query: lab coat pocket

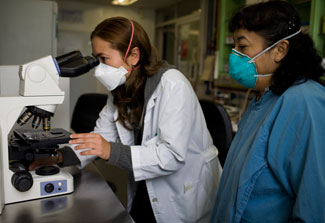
[170,178,212,222]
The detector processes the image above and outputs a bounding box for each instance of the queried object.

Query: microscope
[0,51,98,214]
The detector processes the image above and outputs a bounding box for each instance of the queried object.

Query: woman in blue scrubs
[211,1,325,222]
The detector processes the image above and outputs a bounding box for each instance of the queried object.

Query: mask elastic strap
[231,48,245,57]
[123,19,135,62]
[127,65,140,72]
[254,73,273,78]
[249,29,301,63]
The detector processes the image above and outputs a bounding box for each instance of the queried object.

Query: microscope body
[0,52,96,214]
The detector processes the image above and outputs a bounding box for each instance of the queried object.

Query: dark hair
[229,0,324,94]
[91,17,164,130]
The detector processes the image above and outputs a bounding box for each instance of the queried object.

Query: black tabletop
[0,167,134,223]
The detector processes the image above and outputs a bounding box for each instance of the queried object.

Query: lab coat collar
[144,61,171,104]
[141,62,175,123]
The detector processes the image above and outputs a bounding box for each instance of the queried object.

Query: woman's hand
[69,133,111,160]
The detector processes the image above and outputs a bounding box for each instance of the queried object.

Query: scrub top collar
[253,89,274,108]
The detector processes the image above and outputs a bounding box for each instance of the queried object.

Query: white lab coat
[75,69,222,223]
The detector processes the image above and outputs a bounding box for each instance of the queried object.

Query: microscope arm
[20,50,99,96]
[18,51,99,130]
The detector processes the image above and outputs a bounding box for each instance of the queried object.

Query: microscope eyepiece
[84,56,99,68]
[55,51,83,65]
[55,50,99,78]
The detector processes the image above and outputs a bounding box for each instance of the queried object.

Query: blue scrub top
[211,79,325,223]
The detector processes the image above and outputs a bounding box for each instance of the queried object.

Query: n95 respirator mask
[94,63,128,91]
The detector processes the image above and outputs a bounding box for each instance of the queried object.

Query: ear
[128,47,140,66]
[273,40,289,63]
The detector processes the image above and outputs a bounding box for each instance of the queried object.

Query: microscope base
[5,170,73,204]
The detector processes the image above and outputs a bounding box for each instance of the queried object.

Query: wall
[0,0,70,131]
[56,1,156,118]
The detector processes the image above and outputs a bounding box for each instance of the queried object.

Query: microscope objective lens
[32,116,41,129]
[17,110,33,125]
[42,117,51,132]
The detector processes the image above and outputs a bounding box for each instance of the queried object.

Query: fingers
[69,133,110,160]
[79,149,97,156]
[70,139,102,151]
[69,133,103,151]
[70,133,98,140]
[69,133,101,145]
[74,142,98,150]
[77,147,105,158]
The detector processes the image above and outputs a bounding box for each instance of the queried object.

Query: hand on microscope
[28,133,111,171]
[69,133,112,160]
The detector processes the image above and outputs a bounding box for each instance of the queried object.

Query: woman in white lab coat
[30,17,221,223]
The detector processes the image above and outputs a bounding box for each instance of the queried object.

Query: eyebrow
[92,52,108,58]
[92,52,101,57]
[235,35,249,42]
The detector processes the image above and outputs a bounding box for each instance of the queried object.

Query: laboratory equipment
[0,51,98,214]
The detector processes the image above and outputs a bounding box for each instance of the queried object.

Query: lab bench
[0,167,134,223]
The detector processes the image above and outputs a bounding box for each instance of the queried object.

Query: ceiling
[54,0,182,10]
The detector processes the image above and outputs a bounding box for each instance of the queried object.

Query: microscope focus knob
[11,170,33,192]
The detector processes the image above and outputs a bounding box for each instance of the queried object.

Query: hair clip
[288,17,296,30]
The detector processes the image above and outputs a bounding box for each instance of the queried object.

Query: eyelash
[238,45,247,50]
[99,57,108,62]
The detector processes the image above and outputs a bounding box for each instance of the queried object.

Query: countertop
[0,167,134,223]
